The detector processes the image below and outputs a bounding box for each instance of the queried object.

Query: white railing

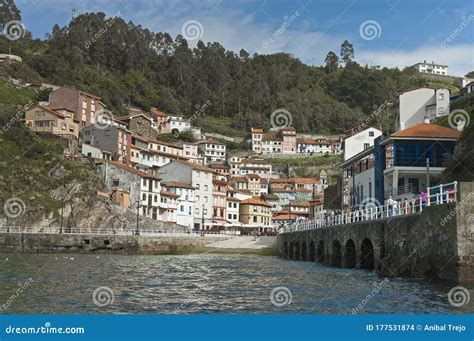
[0,226,232,238]
[280,181,458,234]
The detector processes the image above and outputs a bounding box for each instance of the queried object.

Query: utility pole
[426,158,430,189]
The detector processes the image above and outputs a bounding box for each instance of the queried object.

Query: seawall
[0,233,227,255]
[277,182,474,284]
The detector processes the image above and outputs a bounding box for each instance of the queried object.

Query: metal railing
[0,226,232,238]
[280,181,457,234]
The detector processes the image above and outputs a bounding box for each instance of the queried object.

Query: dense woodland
[0,1,448,134]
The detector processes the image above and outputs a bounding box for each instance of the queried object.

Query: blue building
[380,123,460,201]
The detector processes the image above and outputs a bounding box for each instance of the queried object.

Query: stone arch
[283,242,289,259]
[316,240,325,262]
[289,242,294,260]
[294,242,300,260]
[360,238,375,270]
[301,241,307,261]
[309,241,315,262]
[344,239,356,268]
[331,239,342,267]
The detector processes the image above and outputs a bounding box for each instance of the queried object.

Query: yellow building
[25,104,79,139]
[239,197,272,234]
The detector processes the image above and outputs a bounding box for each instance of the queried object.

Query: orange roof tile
[240,197,273,207]
[391,123,460,139]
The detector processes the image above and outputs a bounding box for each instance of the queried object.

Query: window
[142,179,147,186]
[204,185,208,191]
[364,143,370,150]
[438,93,444,100]
[112,179,119,187]
[180,205,184,212]
[253,216,257,223]
[369,131,374,137]
[196,184,200,190]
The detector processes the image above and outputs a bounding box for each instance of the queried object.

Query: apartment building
[239,197,273,233]
[82,124,132,164]
[47,86,104,128]
[197,139,226,164]
[159,160,214,231]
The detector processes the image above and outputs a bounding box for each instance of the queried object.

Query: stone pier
[277,182,474,284]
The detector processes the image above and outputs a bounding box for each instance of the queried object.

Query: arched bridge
[276,182,474,283]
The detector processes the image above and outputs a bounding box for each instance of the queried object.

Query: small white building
[168,115,191,133]
[396,87,450,131]
[226,189,240,225]
[412,61,448,75]
[161,181,195,228]
[197,139,226,165]
[343,127,382,162]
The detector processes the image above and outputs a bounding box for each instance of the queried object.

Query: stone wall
[277,182,474,284]
[0,233,224,255]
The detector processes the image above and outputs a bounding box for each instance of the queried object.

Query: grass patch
[195,115,248,138]
[263,153,342,167]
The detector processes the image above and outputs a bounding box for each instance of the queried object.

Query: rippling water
[0,253,472,314]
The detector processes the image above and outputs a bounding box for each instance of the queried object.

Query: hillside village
[18,66,472,235]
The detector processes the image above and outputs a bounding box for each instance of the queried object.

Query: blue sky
[15,0,474,75]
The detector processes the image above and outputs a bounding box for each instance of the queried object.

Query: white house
[158,160,214,231]
[396,87,450,131]
[412,61,448,75]
[343,127,382,161]
[161,181,195,228]
[197,139,226,165]
[341,146,376,209]
[226,189,241,225]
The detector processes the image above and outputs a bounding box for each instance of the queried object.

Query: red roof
[240,197,272,207]
[391,123,461,139]
[150,108,168,117]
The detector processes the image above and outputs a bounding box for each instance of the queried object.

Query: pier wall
[0,233,224,255]
[277,182,474,284]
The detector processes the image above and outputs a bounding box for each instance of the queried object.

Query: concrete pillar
[456,182,474,284]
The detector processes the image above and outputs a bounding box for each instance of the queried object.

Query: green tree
[340,40,354,65]
[324,51,339,73]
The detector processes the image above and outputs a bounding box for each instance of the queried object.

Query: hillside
[0,4,463,137]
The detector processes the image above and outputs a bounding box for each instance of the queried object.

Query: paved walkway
[207,236,276,249]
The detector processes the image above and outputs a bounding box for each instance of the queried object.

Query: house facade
[396,87,450,131]
[47,86,104,128]
[159,160,214,231]
[82,124,132,164]
[161,181,195,228]
[25,105,79,139]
